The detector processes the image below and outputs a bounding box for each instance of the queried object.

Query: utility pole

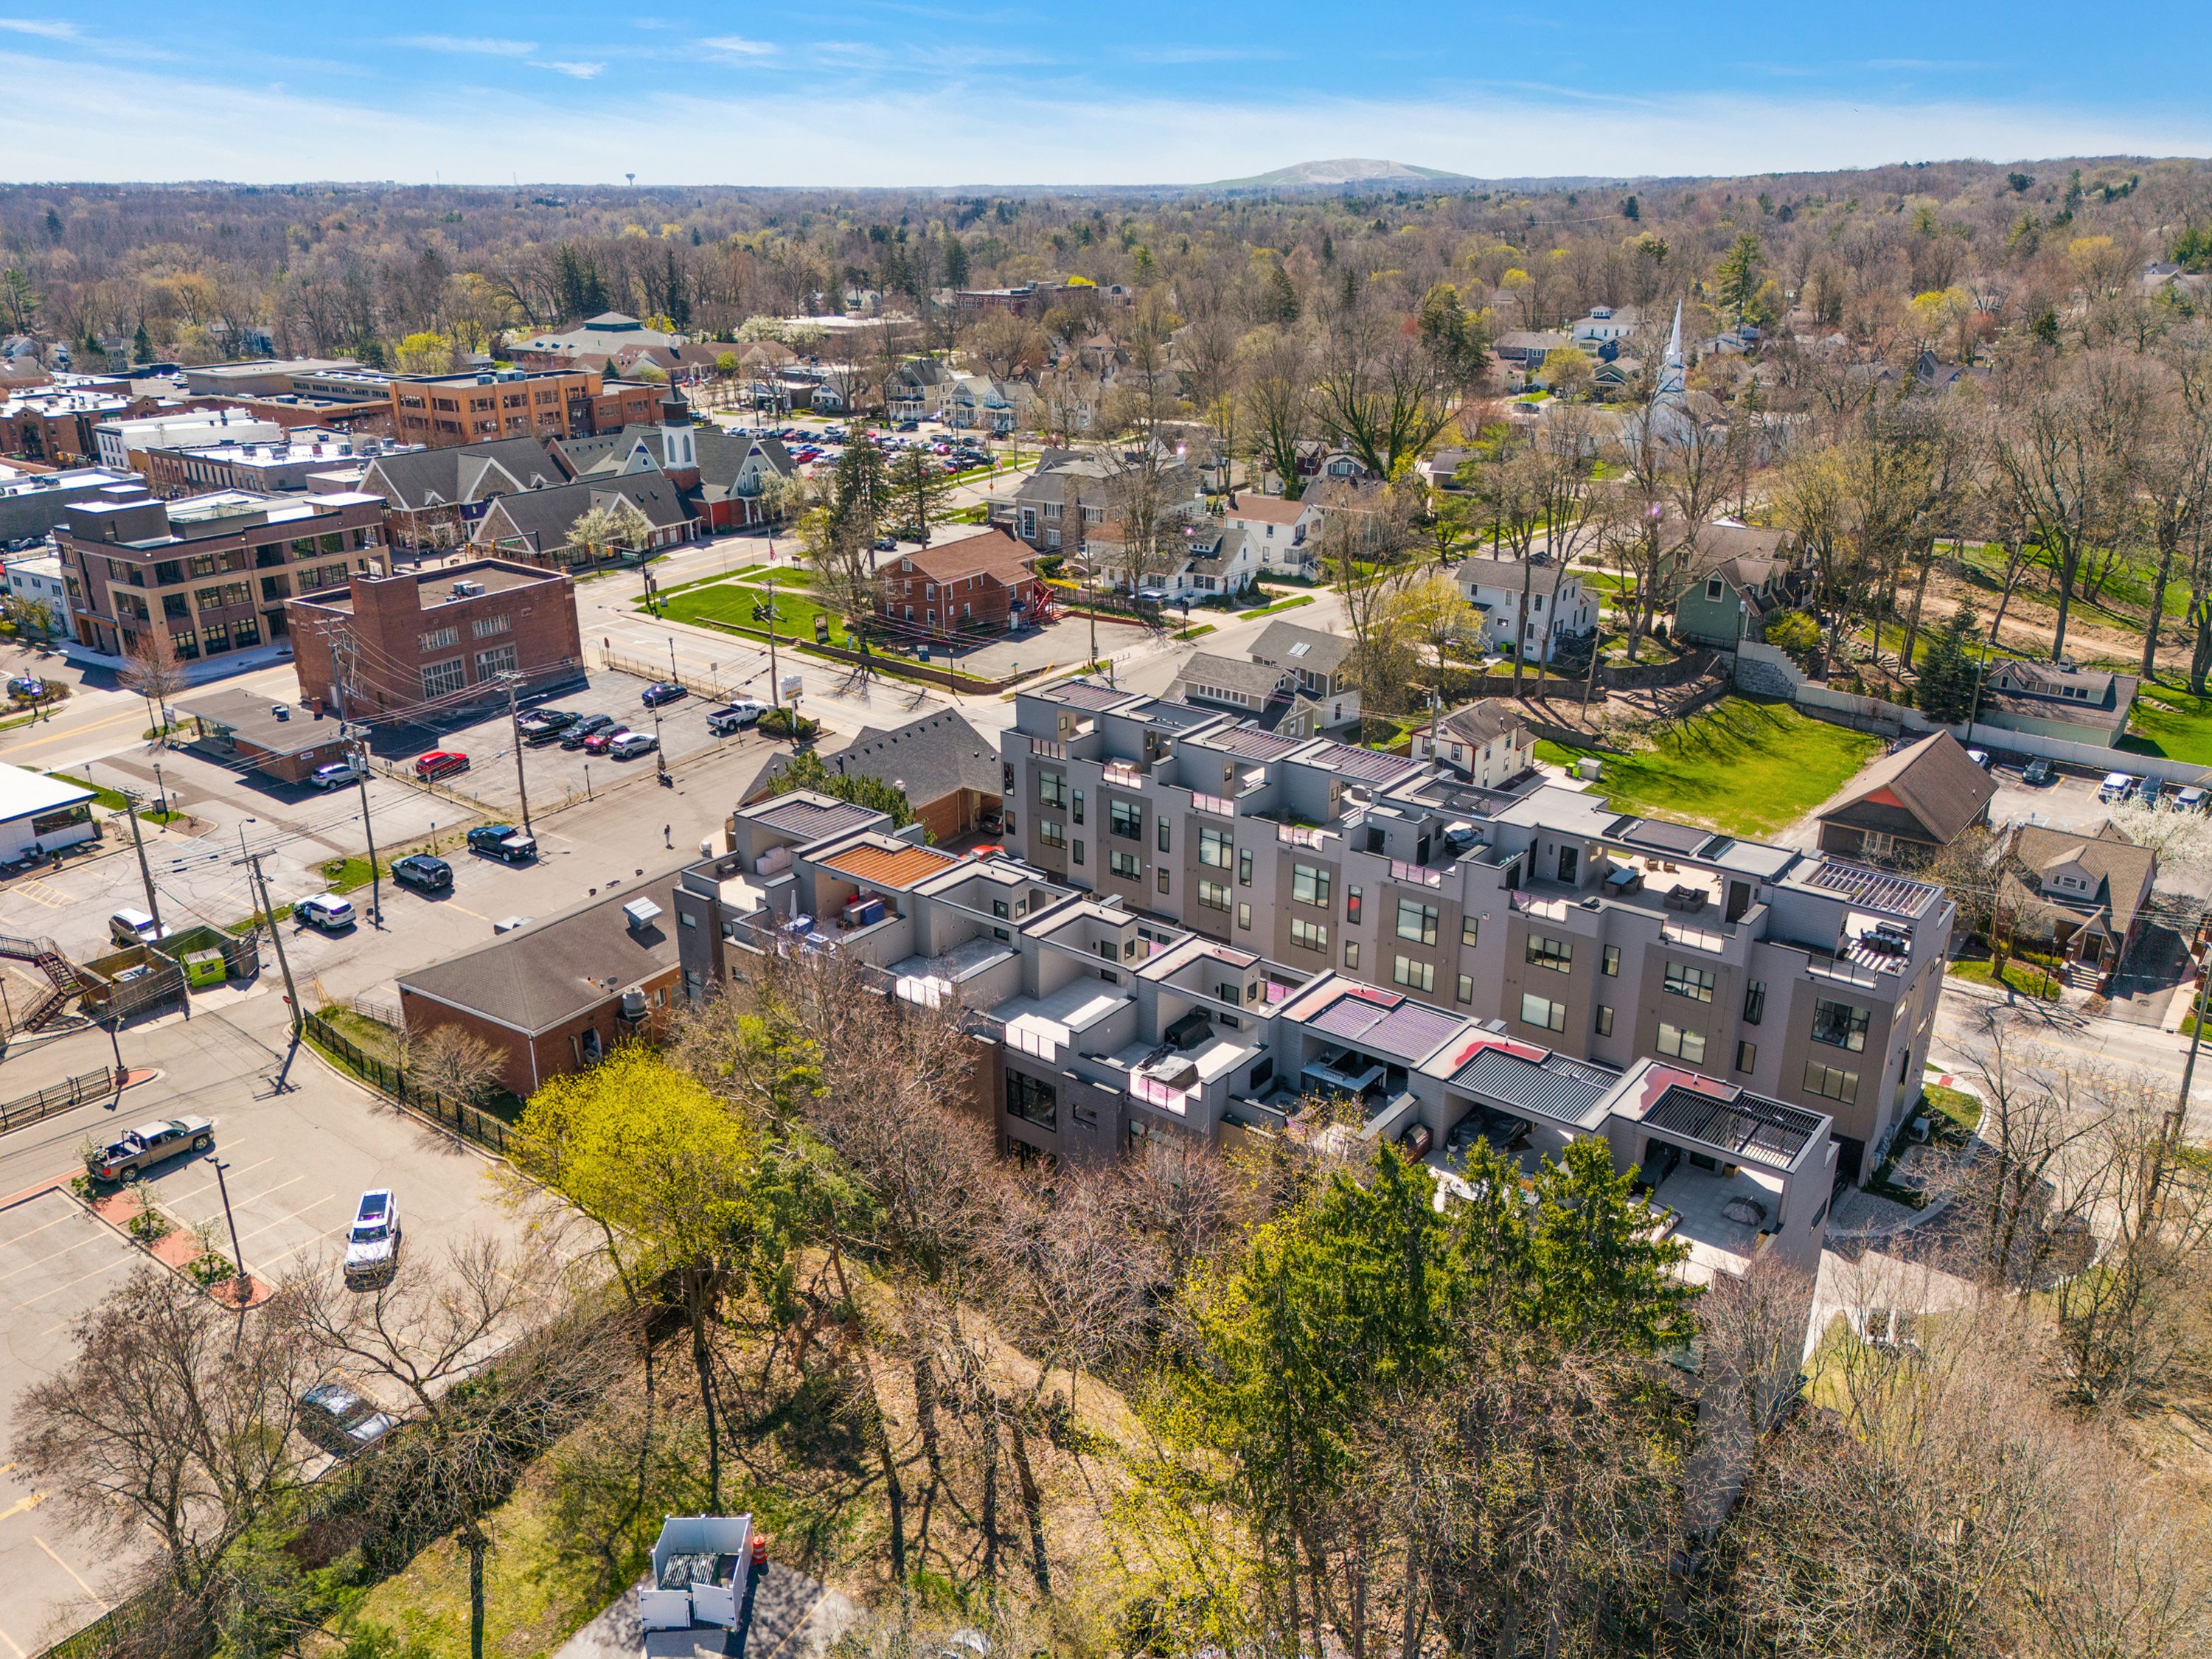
[121,795,161,934]
[765,569,781,712]
[212,1158,247,1302]
[349,726,382,927]
[501,674,534,838]
[246,853,301,1039]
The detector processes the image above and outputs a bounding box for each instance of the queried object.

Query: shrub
[126,1208,173,1245]
[1763,611,1820,654]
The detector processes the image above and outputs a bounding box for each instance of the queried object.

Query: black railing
[0,1068,117,1136]
[301,1011,511,1155]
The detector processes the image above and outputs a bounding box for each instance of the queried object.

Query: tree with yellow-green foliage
[515,1046,782,1511]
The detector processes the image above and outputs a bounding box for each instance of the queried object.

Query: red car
[581,728,619,754]
[414,750,469,780]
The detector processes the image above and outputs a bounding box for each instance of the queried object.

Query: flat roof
[820,838,963,891]
[0,762,94,824]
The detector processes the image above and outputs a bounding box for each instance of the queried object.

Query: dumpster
[151,923,259,986]
[180,948,226,988]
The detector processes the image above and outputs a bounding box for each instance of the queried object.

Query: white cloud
[532,59,605,80]
[400,35,537,58]
[699,35,776,58]
[0,17,76,38]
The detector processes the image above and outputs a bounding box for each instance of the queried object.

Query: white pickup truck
[705,700,768,734]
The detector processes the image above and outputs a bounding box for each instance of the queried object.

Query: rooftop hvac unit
[450,580,485,598]
[623,897,664,930]
[619,989,649,1021]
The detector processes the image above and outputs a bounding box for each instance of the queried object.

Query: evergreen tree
[765,747,916,830]
[942,233,970,288]
[1913,605,1982,723]
[1714,230,1767,319]
[1261,260,1299,326]
[132,319,153,364]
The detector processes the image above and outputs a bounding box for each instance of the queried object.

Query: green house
[1671,524,1801,648]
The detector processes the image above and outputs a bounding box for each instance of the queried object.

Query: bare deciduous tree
[405,1021,505,1105]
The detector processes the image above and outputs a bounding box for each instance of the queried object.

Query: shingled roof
[1815,731,1997,847]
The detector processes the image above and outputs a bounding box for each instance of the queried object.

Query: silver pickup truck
[87,1116,214,1180]
[705,700,768,735]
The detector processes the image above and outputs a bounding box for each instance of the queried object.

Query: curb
[293,1029,510,1170]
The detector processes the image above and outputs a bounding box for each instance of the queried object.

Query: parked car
[641,681,689,708]
[414,750,469,780]
[560,713,616,750]
[343,1189,401,1288]
[296,893,356,932]
[86,1116,214,1181]
[309,759,363,790]
[2022,758,2059,786]
[706,700,767,734]
[2098,771,2138,803]
[581,727,619,754]
[608,729,659,759]
[2142,776,2167,808]
[108,907,169,948]
[299,1382,397,1458]
[519,709,575,743]
[1966,749,1991,770]
[391,853,451,893]
[467,824,538,863]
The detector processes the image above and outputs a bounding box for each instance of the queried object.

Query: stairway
[0,932,91,1032]
[2060,958,2103,992]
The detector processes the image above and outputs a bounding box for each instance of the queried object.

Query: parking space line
[15,1252,134,1310]
[144,1158,279,1211]
[446,902,493,922]
[0,1616,25,1658]
[31,1537,106,1612]
[233,1194,337,1246]
[0,1208,83,1251]
[0,1235,128,1286]
[254,1225,348,1275]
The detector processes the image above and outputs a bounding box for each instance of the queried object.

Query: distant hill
[1204,158,1472,190]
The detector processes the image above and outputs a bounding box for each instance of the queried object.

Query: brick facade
[288,557,585,714]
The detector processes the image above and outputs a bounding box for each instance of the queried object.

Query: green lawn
[658,579,847,642]
[2119,679,2212,765]
[1945,956,2063,1001]
[1239,594,1316,620]
[1533,698,1882,839]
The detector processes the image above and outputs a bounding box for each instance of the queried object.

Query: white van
[108,908,167,948]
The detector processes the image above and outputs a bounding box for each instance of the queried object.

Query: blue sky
[1,2,2208,186]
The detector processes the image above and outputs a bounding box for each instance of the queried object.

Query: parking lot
[0,1006,542,1655]
[1986,756,2154,836]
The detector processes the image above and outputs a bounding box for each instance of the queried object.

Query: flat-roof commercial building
[139,431,417,499]
[55,488,387,665]
[175,687,357,785]
[0,467,147,547]
[0,763,96,860]
[386,368,663,451]
[287,556,584,716]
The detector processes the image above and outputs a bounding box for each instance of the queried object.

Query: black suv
[518,709,575,743]
[391,854,452,892]
[560,714,616,750]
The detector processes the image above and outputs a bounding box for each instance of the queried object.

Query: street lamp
[210,1157,248,1303]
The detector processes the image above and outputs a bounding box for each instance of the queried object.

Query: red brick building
[288,557,585,716]
[875,528,1048,641]
[397,872,686,1097]
[387,368,661,449]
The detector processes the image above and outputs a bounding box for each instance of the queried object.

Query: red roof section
[894,528,1037,586]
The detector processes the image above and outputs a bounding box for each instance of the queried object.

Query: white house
[1454,554,1598,663]
[1221,493,1322,575]
[1408,700,1536,789]
[943,372,1015,434]
[0,762,95,861]
[1158,524,1258,604]
[1571,305,1641,352]
[1248,620,1360,729]
[4,549,73,639]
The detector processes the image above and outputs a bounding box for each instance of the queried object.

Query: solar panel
[1608,816,1715,856]
[1300,741,1422,785]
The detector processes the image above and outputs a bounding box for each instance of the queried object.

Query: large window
[1038,772,1067,808]
[420,626,459,651]
[1663,961,1716,1003]
[1393,955,1436,992]
[1110,799,1142,839]
[1291,917,1329,953]
[1110,849,1141,880]
[1595,1004,1615,1037]
[474,644,518,679]
[1006,1071,1057,1130]
[1238,847,1253,886]
[1293,863,1332,908]
[1396,899,1439,946]
[1526,933,1573,973]
[421,659,467,702]
[470,613,511,639]
[1462,915,1480,947]
[1602,943,1621,977]
[1520,992,1566,1032]
[1743,979,1767,1026]
[1040,819,1065,849]
[1803,1060,1860,1102]
[1812,998,1869,1052]
[1197,878,1231,912]
[1656,1021,1708,1065]
[1199,824,1232,867]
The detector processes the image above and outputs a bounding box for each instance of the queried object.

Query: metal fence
[0,1068,116,1136]
[302,1010,512,1156]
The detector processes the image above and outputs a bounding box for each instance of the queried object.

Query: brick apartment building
[288,556,585,715]
[55,488,386,664]
[388,368,662,450]
[876,528,1048,640]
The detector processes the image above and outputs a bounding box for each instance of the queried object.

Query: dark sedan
[641,682,689,708]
